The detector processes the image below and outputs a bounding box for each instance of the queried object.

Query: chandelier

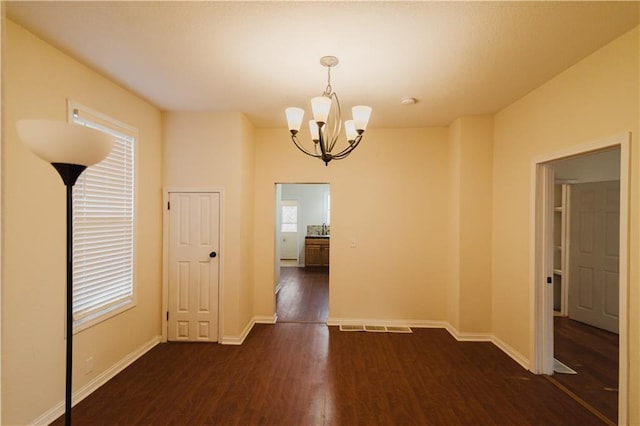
[285,56,372,166]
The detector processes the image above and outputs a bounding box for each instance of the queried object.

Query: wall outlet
[85,356,94,374]
[350,239,357,248]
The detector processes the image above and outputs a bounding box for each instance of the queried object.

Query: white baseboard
[444,324,493,342]
[220,314,278,345]
[326,317,448,329]
[30,335,161,426]
[491,334,530,370]
[254,314,278,324]
[327,317,529,371]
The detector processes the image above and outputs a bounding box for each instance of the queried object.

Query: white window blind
[281,200,297,232]
[71,107,135,325]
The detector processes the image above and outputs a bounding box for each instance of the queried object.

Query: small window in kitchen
[281,200,298,232]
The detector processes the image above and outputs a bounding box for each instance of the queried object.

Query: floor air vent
[385,326,413,333]
[340,325,366,332]
[339,325,412,333]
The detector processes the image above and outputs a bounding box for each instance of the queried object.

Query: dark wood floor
[553,316,619,424]
[51,269,611,425]
[54,323,608,425]
[277,266,328,323]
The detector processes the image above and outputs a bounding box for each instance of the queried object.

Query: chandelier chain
[324,66,333,97]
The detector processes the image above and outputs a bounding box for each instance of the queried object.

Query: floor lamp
[16,120,114,425]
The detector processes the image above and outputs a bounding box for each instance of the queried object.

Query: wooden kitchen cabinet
[305,237,330,267]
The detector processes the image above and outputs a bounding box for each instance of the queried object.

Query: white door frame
[530,133,629,423]
[161,187,224,343]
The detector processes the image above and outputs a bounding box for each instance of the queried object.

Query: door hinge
[167,201,170,210]
[166,312,169,321]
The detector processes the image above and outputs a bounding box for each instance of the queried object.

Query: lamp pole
[16,119,114,426]
[52,163,87,426]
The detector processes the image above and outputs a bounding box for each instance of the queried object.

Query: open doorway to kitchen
[275,183,330,323]
[532,133,629,425]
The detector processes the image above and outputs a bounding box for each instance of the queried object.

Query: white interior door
[168,192,220,341]
[568,181,619,333]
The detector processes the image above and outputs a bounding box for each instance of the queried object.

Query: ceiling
[6,1,639,129]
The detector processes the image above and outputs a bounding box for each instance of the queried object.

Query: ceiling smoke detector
[401,97,418,105]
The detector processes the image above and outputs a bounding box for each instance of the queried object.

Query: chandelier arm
[326,92,342,153]
[291,134,322,159]
[327,133,340,154]
[331,134,363,160]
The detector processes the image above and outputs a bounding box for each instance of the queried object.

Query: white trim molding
[530,132,630,424]
[327,317,447,329]
[220,318,256,345]
[491,335,530,370]
[328,317,529,370]
[30,336,161,426]
[255,314,278,324]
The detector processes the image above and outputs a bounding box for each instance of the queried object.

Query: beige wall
[493,26,639,421]
[253,127,451,324]
[2,20,163,425]
[163,111,255,338]
[0,5,4,422]
[448,116,493,334]
[447,120,461,330]
[239,115,256,331]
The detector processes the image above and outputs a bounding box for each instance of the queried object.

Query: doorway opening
[531,134,629,424]
[274,183,330,324]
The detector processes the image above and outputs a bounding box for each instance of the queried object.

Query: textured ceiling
[6,1,640,128]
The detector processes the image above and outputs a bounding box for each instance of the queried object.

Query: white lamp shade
[311,96,332,124]
[308,120,320,141]
[344,120,358,142]
[285,108,304,132]
[352,106,372,132]
[16,119,114,167]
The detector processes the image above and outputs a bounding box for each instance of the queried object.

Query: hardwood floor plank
[553,316,618,423]
[50,282,616,426]
[51,324,608,425]
[277,266,328,323]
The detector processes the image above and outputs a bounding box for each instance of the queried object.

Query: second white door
[568,181,619,333]
[168,192,220,341]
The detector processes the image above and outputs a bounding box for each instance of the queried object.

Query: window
[69,102,136,330]
[281,200,298,232]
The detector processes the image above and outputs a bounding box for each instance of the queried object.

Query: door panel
[168,192,220,342]
[281,232,298,260]
[577,267,593,309]
[568,181,619,333]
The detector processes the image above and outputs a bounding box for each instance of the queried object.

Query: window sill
[73,298,136,334]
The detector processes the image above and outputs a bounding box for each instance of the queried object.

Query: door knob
[209,251,217,258]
